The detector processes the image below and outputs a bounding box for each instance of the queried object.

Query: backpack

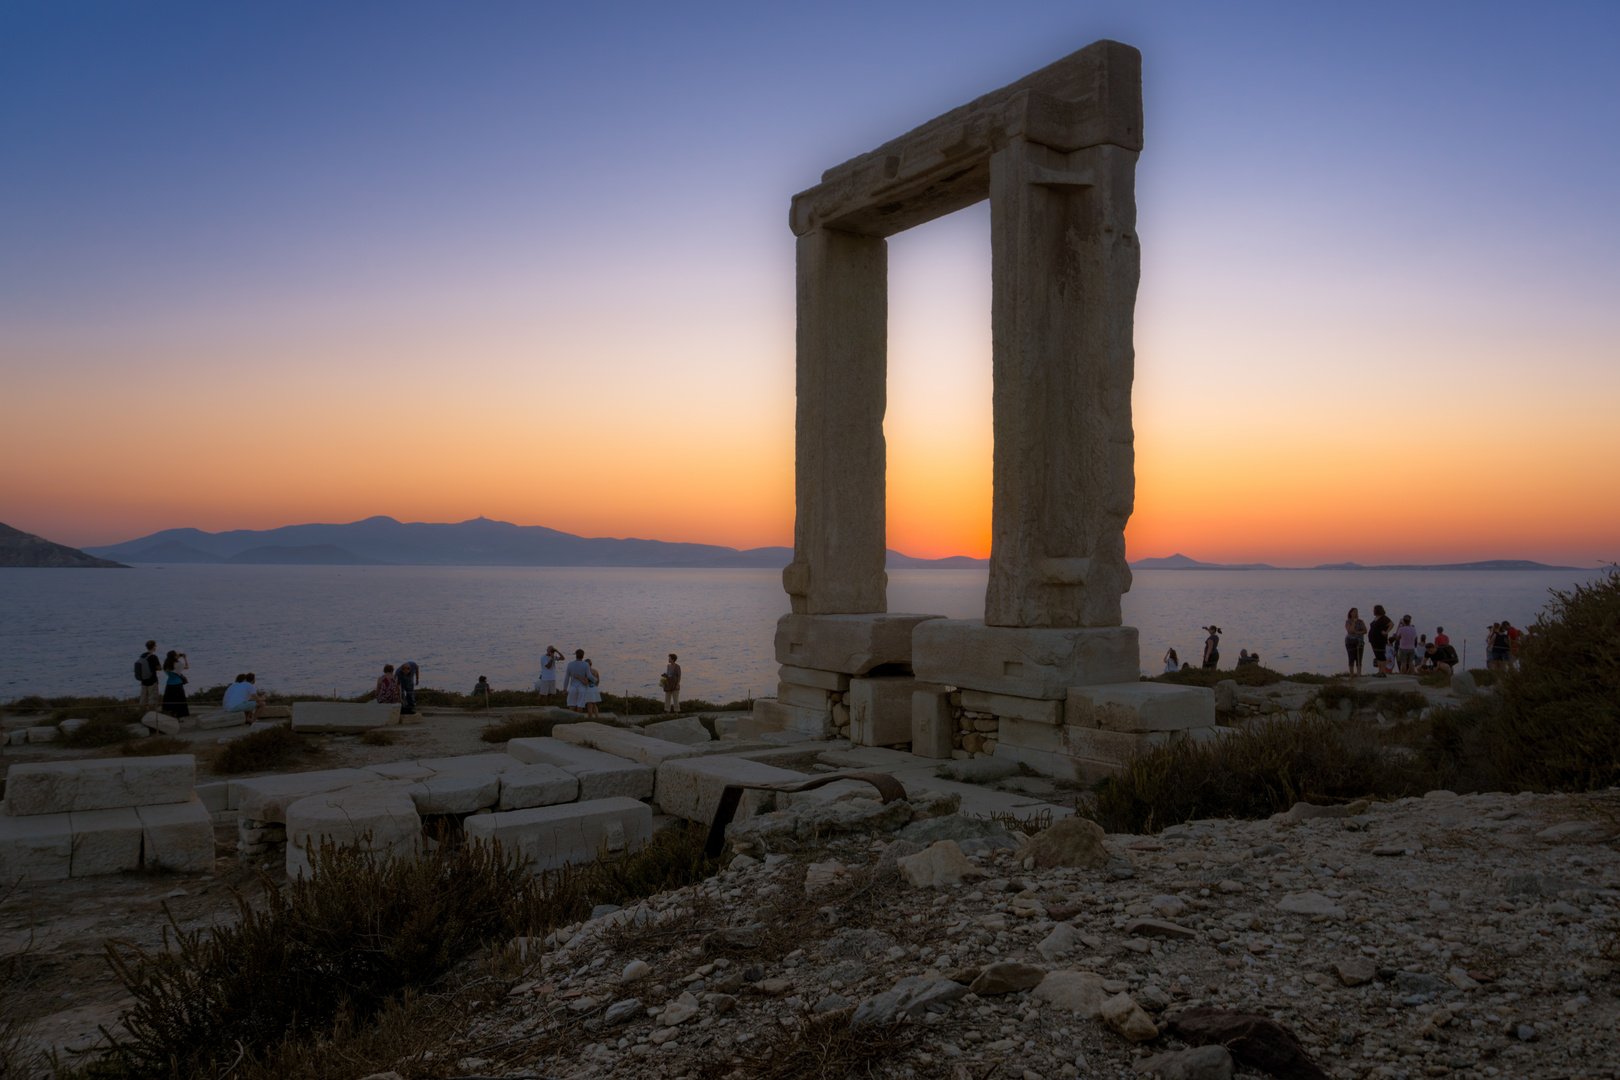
[134,655,149,682]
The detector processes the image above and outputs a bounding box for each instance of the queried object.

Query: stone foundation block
[197,711,248,730]
[137,799,215,873]
[848,676,927,746]
[405,773,500,815]
[778,665,850,692]
[1065,683,1216,732]
[464,797,652,872]
[499,763,580,810]
[506,738,655,801]
[639,717,713,746]
[911,690,954,759]
[959,690,1064,725]
[3,756,196,816]
[0,807,72,882]
[414,753,517,773]
[752,698,833,739]
[778,682,836,710]
[552,722,701,766]
[366,762,437,781]
[291,702,401,733]
[912,621,1140,700]
[992,743,1120,783]
[997,718,1177,763]
[194,781,232,814]
[230,769,378,824]
[69,808,144,877]
[285,789,421,879]
[773,613,945,675]
[653,757,800,826]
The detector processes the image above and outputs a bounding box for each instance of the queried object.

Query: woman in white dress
[584,658,602,718]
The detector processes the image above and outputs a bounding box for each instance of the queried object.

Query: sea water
[0,565,1604,702]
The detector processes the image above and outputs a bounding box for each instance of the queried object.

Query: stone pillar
[984,137,1139,628]
[783,227,889,615]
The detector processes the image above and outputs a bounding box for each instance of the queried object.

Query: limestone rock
[969,961,1045,995]
[1214,680,1237,710]
[621,960,650,982]
[1334,958,1376,986]
[1274,892,1346,919]
[603,999,642,1025]
[497,763,579,811]
[849,976,967,1027]
[1451,669,1478,696]
[640,716,714,745]
[1033,970,1106,1017]
[897,840,980,888]
[1100,993,1159,1041]
[1037,922,1080,961]
[1014,816,1108,869]
[936,757,1019,783]
[1131,1045,1234,1080]
[659,992,699,1026]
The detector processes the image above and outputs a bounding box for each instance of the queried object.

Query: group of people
[135,639,195,717]
[1343,606,1477,677]
[535,646,684,714]
[1161,626,1256,673]
[372,660,422,713]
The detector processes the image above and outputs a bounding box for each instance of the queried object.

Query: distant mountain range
[1131,552,1584,571]
[85,516,990,569]
[0,522,128,568]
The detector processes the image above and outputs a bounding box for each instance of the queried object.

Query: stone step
[3,756,196,816]
[464,797,653,873]
[506,737,655,801]
[551,722,702,766]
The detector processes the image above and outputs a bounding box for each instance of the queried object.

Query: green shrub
[212,726,319,774]
[1086,716,1427,833]
[1489,569,1620,791]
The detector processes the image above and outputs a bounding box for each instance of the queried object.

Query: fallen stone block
[3,756,196,816]
[506,738,655,801]
[773,612,944,675]
[639,716,713,746]
[911,689,954,759]
[291,701,400,733]
[230,768,378,824]
[69,808,144,877]
[553,722,701,766]
[913,620,1140,700]
[140,711,163,730]
[26,726,58,744]
[0,808,72,882]
[654,756,801,826]
[499,763,579,810]
[285,788,421,878]
[404,772,500,816]
[464,797,652,872]
[778,665,849,693]
[197,711,248,730]
[137,799,215,873]
[960,690,1064,725]
[153,715,181,736]
[1066,683,1216,733]
[751,698,831,739]
[850,676,938,746]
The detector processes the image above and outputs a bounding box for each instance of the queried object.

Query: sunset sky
[2,2,1616,566]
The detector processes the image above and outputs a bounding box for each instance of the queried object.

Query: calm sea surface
[0,565,1605,702]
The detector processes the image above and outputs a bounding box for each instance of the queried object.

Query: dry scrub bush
[55,714,140,749]
[211,725,319,774]
[114,735,190,757]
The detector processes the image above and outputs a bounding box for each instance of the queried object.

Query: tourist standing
[1201,626,1221,670]
[135,639,162,710]
[538,646,562,704]
[565,649,593,712]
[1368,605,1394,678]
[663,654,682,712]
[1162,647,1179,674]
[1344,608,1367,676]
[1488,623,1512,672]
[160,650,190,717]
[397,660,421,715]
[584,659,602,718]
[1395,615,1418,674]
[375,664,402,704]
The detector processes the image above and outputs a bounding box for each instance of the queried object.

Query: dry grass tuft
[114,735,190,757]
[357,728,397,746]
[211,725,320,774]
[714,1008,920,1080]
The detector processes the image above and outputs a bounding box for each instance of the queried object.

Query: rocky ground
[416,786,1619,1080]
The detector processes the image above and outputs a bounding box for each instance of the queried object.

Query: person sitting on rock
[470,675,492,702]
[221,672,266,723]
[1236,649,1260,667]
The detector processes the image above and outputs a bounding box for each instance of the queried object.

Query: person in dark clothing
[397,660,421,714]
[1368,605,1394,678]
[1201,626,1222,669]
[160,650,190,717]
[136,639,162,710]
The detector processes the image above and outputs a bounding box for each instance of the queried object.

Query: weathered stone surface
[3,756,195,816]
[68,808,143,877]
[1125,918,1196,939]
[290,701,400,733]
[197,710,248,731]
[137,799,215,873]
[936,755,1020,783]
[1015,816,1109,869]
[849,976,968,1027]
[1131,1045,1235,1080]
[910,690,954,759]
[654,756,799,826]
[639,717,713,746]
[897,840,979,887]
[1334,958,1377,986]
[772,613,943,674]
[1451,669,1478,696]
[0,808,72,882]
[194,781,231,814]
[779,665,849,693]
[1037,922,1081,961]
[26,726,58,743]
[404,772,501,816]
[285,789,421,878]
[1066,682,1216,732]
[776,682,835,710]
[603,999,642,1026]
[498,763,579,810]
[1275,892,1346,919]
[912,621,1140,700]
[992,742,1119,782]
[727,796,914,848]
[751,698,832,739]
[1034,970,1107,1015]
[506,738,655,801]
[230,769,378,824]
[1281,799,1368,824]
[553,722,701,766]
[970,961,1045,995]
[850,676,933,746]
[464,797,652,872]
[1102,992,1160,1041]
[960,690,1064,725]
